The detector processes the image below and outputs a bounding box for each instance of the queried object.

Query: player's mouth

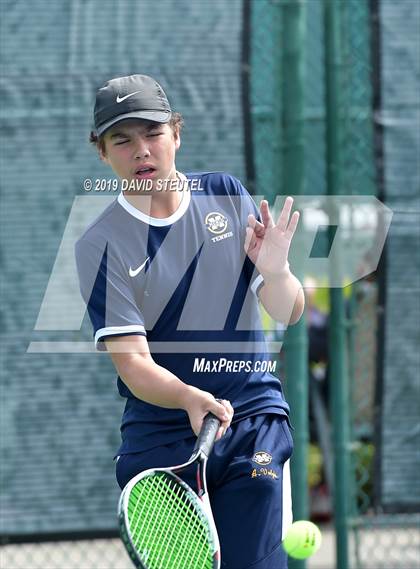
[134,165,157,179]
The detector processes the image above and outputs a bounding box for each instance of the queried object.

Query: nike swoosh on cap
[116,90,143,103]
[129,257,150,277]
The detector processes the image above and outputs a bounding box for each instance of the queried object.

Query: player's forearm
[117,355,196,409]
[259,270,305,325]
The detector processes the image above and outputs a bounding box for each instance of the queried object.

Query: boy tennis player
[75,74,304,569]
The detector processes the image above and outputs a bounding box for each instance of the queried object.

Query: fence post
[282,3,308,569]
[324,1,351,568]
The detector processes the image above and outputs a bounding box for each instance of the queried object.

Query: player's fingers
[244,227,252,252]
[248,214,265,236]
[217,398,234,419]
[260,200,274,229]
[215,398,233,419]
[244,226,257,253]
[276,196,294,232]
[211,399,229,422]
[215,398,233,439]
[216,423,230,440]
[285,210,300,240]
[217,426,226,440]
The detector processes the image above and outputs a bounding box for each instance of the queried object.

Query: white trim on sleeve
[250,274,264,296]
[94,325,146,347]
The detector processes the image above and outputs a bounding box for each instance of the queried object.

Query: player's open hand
[244,196,300,279]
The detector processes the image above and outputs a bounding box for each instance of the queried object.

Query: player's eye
[114,139,129,145]
[148,132,163,138]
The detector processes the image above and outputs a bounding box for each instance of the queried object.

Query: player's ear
[173,127,181,151]
[98,142,110,165]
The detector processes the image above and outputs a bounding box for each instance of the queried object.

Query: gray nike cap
[94,74,172,136]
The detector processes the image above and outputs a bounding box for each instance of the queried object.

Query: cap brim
[96,110,171,136]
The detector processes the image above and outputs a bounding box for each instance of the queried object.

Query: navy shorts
[116,413,293,569]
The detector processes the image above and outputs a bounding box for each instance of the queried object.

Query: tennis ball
[282,520,322,559]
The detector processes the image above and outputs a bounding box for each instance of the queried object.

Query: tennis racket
[118,412,221,569]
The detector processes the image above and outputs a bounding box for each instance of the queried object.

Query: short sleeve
[75,237,146,351]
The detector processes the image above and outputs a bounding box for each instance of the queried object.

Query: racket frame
[118,413,221,569]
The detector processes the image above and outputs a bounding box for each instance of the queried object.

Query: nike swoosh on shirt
[129,257,150,277]
[116,90,142,103]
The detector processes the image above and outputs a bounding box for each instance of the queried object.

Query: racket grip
[193,412,221,457]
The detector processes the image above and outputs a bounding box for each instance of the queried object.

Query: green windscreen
[0,0,246,537]
[126,473,214,569]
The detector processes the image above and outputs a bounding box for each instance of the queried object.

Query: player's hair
[89,112,184,154]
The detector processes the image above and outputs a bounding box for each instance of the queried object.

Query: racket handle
[193,412,221,458]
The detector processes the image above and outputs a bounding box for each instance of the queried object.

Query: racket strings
[127,472,214,569]
[129,475,210,568]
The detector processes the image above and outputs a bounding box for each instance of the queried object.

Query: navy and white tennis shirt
[75,172,290,454]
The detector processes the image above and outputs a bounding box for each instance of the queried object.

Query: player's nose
[133,135,150,159]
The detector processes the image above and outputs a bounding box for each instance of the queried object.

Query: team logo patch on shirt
[204,211,233,243]
[252,451,273,465]
[205,212,228,234]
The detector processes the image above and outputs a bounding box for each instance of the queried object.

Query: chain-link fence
[251,1,419,569]
[0,0,247,567]
[348,278,420,569]
[335,0,419,567]
[344,1,420,568]
[1,538,127,569]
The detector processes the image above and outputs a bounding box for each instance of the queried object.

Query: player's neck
[122,171,186,219]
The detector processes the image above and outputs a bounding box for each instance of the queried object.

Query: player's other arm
[258,272,304,326]
[245,196,305,326]
[104,335,233,438]
[257,270,304,325]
